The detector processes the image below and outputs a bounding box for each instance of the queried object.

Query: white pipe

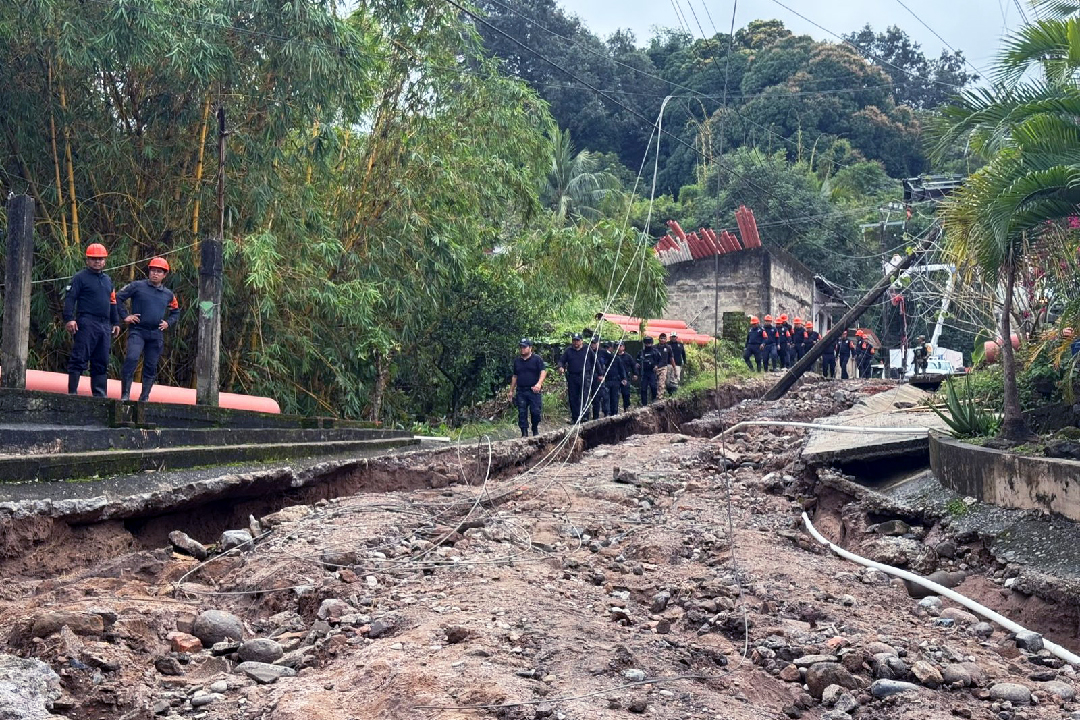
[413,436,452,442]
[802,512,1080,666]
[710,420,932,441]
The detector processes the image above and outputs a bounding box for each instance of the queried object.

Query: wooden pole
[762,226,939,402]
[1,194,36,389]
[195,107,226,406]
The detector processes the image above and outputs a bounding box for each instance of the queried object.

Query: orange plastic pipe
[19,369,281,413]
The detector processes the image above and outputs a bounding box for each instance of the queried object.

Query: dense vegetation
[2,0,1032,427]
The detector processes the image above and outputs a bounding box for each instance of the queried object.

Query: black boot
[68,372,81,394]
[120,378,132,402]
[90,374,108,398]
[532,425,539,436]
[138,379,154,402]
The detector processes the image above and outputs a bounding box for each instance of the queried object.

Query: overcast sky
[562,0,1025,75]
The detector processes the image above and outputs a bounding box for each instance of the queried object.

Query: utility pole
[1,194,35,389]
[196,107,226,406]
[763,226,939,401]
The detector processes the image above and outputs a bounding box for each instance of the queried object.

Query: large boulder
[192,610,246,646]
[805,662,859,699]
[0,654,65,720]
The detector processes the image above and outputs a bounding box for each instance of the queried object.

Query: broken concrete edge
[930,431,1080,523]
[802,437,930,466]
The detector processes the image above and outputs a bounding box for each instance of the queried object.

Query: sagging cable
[710,420,932,441]
[801,511,1080,666]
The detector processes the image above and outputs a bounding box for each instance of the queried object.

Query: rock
[623,669,646,682]
[971,622,994,638]
[367,618,396,639]
[805,663,859,699]
[30,611,103,638]
[154,656,184,676]
[235,661,297,684]
[834,693,859,714]
[870,679,920,698]
[238,638,283,664]
[534,702,555,718]
[192,610,245,645]
[1015,631,1044,653]
[939,607,978,625]
[942,663,984,687]
[911,660,943,688]
[220,529,253,552]
[260,505,312,528]
[316,599,354,622]
[794,654,839,667]
[841,649,868,673]
[989,682,1031,705]
[904,571,966,599]
[211,640,241,656]
[168,531,209,560]
[1045,440,1080,460]
[1041,680,1076,700]
[627,698,647,713]
[167,632,203,654]
[861,568,890,585]
[935,540,958,558]
[821,684,845,706]
[779,664,802,682]
[191,691,221,707]
[651,591,670,614]
[0,655,64,720]
[208,680,228,694]
[918,597,942,615]
[248,514,263,538]
[865,642,897,656]
[444,626,469,644]
[878,520,911,536]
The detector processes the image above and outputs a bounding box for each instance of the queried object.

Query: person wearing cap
[63,243,121,397]
[804,321,821,373]
[557,333,589,423]
[669,333,686,386]
[509,339,546,437]
[792,317,807,362]
[600,341,624,417]
[614,341,636,412]
[635,337,661,405]
[777,314,794,368]
[743,316,763,372]
[584,337,606,420]
[655,333,676,398]
[855,330,873,378]
[116,257,181,401]
[760,315,780,371]
[836,330,854,379]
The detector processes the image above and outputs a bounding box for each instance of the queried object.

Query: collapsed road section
[1,377,1080,720]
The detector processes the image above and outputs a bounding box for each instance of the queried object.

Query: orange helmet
[764,314,774,323]
[779,314,789,323]
[750,316,760,325]
[805,322,813,330]
[85,243,108,258]
[1064,327,1075,338]
[856,330,865,337]
[148,257,170,272]
[793,317,803,326]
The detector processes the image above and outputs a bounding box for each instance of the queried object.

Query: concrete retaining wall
[930,431,1080,521]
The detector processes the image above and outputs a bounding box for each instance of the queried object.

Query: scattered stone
[627,698,647,713]
[211,640,241,656]
[534,702,555,718]
[918,597,943,614]
[235,661,297,684]
[248,514,263,538]
[444,626,470,644]
[834,693,859,714]
[623,669,646,682]
[865,642,897,656]
[168,531,209,560]
[939,607,978,625]
[1045,440,1080,460]
[878,520,911,536]
[30,611,103,638]
[935,540,958,558]
[911,660,943,688]
[905,571,967,599]
[260,505,312,528]
[779,664,802,682]
[1015,631,1044,653]
[191,691,221,707]
[192,610,245,645]
[989,683,1032,705]
[861,568,890,585]
[220,529,253,552]
[167,632,202,654]
[651,591,670,614]
[208,680,228,694]
[154,656,183,676]
[1040,680,1076,701]
[0,655,64,720]
[805,663,858,699]
[367,618,396,639]
[942,663,986,687]
[870,679,920,698]
[794,654,838,667]
[971,622,994,638]
[238,638,283,664]
[821,684,844,706]
[316,599,354,622]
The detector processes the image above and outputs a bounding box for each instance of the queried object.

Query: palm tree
[934,2,1080,440]
[542,127,619,224]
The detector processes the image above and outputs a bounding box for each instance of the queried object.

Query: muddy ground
[2,377,1079,720]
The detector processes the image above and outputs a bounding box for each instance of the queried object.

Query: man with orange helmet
[854,330,873,378]
[116,257,181,401]
[777,314,794,368]
[792,317,808,362]
[63,243,120,397]
[760,315,781,371]
[743,316,763,371]
[836,329,853,379]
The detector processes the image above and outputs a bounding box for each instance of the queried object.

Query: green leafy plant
[931,376,1002,438]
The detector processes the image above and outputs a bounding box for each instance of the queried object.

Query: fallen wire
[412,674,714,711]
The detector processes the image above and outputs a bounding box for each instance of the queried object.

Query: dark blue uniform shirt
[513,353,545,389]
[63,269,119,325]
[558,345,589,375]
[116,280,180,331]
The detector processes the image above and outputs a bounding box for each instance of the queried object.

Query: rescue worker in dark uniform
[601,341,625,417]
[584,337,606,420]
[804,322,820,373]
[63,243,120,397]
[837,330,853,379]
[614,342,635,411]
[777,314,794,368]
[913,335,929,375]
[656,332,676,398]
[669,333,686,387]
[743,316,763,371]
[817,323,836,378]
[635,337,661,405]
[509,338,546,437]
[557,333,589,423]
[760,315,781,371]
[792,317,808,362]
[855,331,873,378]
[116,257,181,401]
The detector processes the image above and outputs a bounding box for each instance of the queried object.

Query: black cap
[519,338,532,347]
[643,337,654,344]
[590,337,599,344]
[601,341,611,348]
[659,332,667,339]
[572,333,582,341]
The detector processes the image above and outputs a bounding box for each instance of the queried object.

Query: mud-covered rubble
[0,379,1079,719]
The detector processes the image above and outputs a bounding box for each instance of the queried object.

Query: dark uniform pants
[619,381,632,411]
[821,354,836,378]
[590,379,603,420]
[604,382,621,417]
[743,346,761,371]
[67,315,112,397]
[639,371,658,405]
[122,327,164,396]
[760,345,780,371]
[839,354,851,379]
[515,389,542,435]
[567,376,586,423]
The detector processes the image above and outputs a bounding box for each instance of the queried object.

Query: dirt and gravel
[2,377,1079,720]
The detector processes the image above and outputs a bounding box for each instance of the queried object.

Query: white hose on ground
[802,511,1080,666]
[413,436,452,442]
[710,420,932,441]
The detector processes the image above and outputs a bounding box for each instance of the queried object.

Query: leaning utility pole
[1,194,35,389]
[196,106,227,406]
[763,225,940,401]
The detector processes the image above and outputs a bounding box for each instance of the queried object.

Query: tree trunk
[369,350,390,424]
[999,260,1031,441]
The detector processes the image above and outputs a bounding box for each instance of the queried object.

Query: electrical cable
[891,0,986,80]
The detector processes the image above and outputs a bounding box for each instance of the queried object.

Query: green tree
[542,127,619,223]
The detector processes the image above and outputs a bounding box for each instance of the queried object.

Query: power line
[891,0,985,79]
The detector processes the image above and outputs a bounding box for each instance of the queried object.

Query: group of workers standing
[509,332,685,438]
[62,244,180,401]
[742,314,877,379]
